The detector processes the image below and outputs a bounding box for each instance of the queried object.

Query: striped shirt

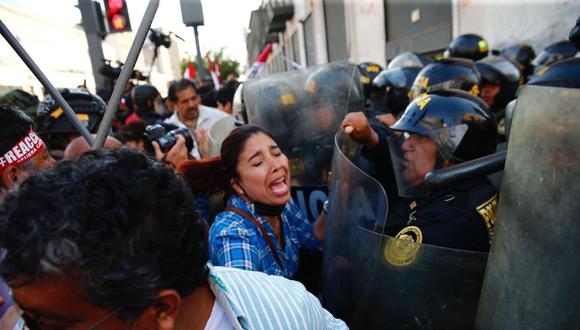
[208,264,349,330]
[209,196,321,278]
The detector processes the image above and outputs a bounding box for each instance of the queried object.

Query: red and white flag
[206,54,221,90]
[214,55,221,82]
[247,43,273,79]
[183,62,197,80]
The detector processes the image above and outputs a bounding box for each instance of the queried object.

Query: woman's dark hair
[0,148,208,323]
[178,125,273,195]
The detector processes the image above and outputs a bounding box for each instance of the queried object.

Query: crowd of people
[0,16,577,330]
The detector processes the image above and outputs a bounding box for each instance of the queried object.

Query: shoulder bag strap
[225,206,285,270]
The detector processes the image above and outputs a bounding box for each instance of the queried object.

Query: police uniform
[386,176,497,252]
[373,90,499,252]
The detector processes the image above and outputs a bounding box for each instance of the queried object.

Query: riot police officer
[500,44,536,83]
[357,62,384,103]
[367,66,421,119]
[445,33,489,61]
[475,56,521,138]
[531,40,578,75]
[409,57,481,99]
[385,90,497,252]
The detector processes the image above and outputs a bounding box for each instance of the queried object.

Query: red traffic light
[104,0,131,32]
[111,14,126,30]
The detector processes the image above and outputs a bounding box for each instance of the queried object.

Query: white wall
[0,4,94,97]
[344,0,386,66]
[455,0,580,53]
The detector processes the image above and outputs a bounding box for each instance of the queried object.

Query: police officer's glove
[340,112,380,150]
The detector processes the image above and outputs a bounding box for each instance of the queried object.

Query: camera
[144,124,194,152]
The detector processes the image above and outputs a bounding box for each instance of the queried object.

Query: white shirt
[164,105,228,159]
[204,299,235,330]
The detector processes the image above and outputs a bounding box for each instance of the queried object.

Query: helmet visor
[388,124,469,197]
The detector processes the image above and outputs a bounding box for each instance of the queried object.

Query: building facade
[246,0,580,75]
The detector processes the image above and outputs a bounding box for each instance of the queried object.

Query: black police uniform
[386,176,496,252]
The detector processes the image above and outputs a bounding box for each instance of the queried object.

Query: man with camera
[164,79,228,159]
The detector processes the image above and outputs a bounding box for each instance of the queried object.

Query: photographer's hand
[152,135,188,169]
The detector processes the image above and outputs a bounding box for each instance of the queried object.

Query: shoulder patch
[476,194,498,242]
[384,226,422,267]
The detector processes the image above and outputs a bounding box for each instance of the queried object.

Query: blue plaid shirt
[209,195,322,278]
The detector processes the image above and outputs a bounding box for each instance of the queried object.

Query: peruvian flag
[183,62,196,80]
[247,43,273,79]
[214,55,221,82]
[206,54,221,90]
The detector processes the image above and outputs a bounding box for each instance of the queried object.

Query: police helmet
[370,67,421,115]
[500,44,536,80]
[476,56,521,110]
[528,57,580,89]
[131,84,160,109]
[304,65,363,102]
[446,34,489,61]
[532,41,577,73]
[388,90,496,196]
[36,88,106,134]
[358,62,384,98]
[392,90,497,163]
[410,58,481,100]
[246,79,300,129]
[387,52,432,70]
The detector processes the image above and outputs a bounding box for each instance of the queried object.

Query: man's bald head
[64,135,122,160]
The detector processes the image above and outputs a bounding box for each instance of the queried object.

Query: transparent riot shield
[244,62,364,221]
[207,116,236,157]
[475,86,580,329]
[323,132,488,330]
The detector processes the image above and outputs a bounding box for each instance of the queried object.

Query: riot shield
[244,62,364,221]
[207,116,236,157]
[475,86,580,329]
[323,132,488,330]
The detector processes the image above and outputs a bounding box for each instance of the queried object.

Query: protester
[164,79,228,159]
[0,104,56,330]
[0,148,348,330]
[179,125,327,278]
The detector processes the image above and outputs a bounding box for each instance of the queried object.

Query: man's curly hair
[0,148,208,322]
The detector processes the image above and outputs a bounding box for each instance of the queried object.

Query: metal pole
[193,25,208,80]
[77,0,107,92]
[0,20,95,145]
[93,0,160,149]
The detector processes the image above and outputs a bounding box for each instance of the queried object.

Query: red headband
[0,130,46,175]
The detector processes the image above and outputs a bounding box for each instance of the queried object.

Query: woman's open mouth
[269,176,289,196]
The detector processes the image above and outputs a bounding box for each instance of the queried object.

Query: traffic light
[104,0,131,33]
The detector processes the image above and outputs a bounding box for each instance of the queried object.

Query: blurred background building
[246,0,580,75]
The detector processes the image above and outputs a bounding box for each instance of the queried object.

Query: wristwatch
[322,200,329,215]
